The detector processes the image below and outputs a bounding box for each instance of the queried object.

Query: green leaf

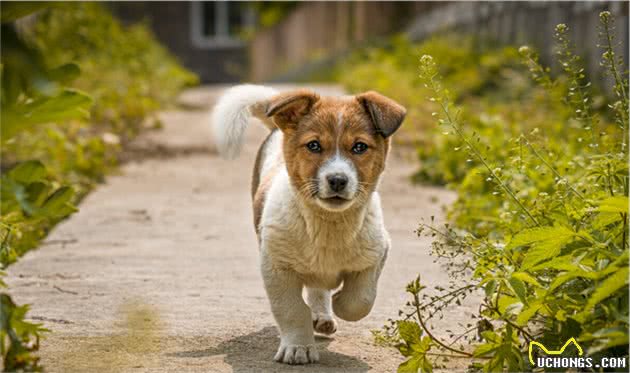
[484,279,497,297]
[37,186,77,218]
[1,89,93,140]
[398,320,422,344]
[474,342,499,357]
[583,328,630,355]
[497,296,518,314]
[398,356,421,373]
[587,335,629,355]
[529,255,578,272]
[508,225,575,248]
[48,63,81,84]
[596,196,629,213]
[25,182,50,207]
[585,267,629,310]
[22,89,93,124]
[511,272,541,287]
[508,225,577,269]
[547,270,598,293]
[508,277,528,305]
[521,239,566,269]
[397,336,433,373]
[7,160,47,184]
[593,196,629,228]
[516,302,542,326]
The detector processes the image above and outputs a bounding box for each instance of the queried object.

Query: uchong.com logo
[528,337,628,370]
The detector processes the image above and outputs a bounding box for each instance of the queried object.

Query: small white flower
[102,132,120,145]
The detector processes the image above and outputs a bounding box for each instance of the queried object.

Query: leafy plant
[1,160,77,265]
[1,3,197,370]
[0,278,48,372]
[1,2,197,266]
[370,12,628,373]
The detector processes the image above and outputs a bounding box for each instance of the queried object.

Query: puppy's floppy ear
[356,91,406,138]
[266,89,320,130]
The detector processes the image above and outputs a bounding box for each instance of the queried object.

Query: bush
[338,35,538,184]
[1,3,196,369]
[1,2,197,265]
[364,12,628,373]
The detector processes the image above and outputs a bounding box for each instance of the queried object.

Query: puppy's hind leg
[305,288,338,335]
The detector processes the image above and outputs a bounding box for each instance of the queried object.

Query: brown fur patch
[282,97,391,207]
[251,90,405,232]
[252,130,281,233]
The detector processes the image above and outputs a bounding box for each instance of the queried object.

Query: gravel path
[6,85,477,372]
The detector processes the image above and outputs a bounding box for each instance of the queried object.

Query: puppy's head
[266,89,406,212]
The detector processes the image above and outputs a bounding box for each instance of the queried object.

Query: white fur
[305,287,338,335]
[211,84,278,159]
[259,164,389,364]
[260,130,282,176]
[316,154,358,200]
[213,86,391,365]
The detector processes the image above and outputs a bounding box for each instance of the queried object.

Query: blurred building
[110,1,628,84]
[110,1,254,83]
[249,1,629,82]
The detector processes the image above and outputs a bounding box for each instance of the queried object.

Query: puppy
[211,85,405,365]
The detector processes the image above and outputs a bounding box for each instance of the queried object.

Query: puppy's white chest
[295,223,382,272]
[265,222,385,289]
[260,174,389,288]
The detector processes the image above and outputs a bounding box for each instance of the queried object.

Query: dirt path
[6,85,476,372]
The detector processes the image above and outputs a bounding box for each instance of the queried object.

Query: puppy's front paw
[274,343,319,365]
[313,314,337,335]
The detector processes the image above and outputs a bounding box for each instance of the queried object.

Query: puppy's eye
[306,140,322,153]
[351,142,368,154]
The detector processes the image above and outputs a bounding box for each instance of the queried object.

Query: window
[190,1,253,49]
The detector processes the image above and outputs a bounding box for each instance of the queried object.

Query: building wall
[250,1,429,82]
[405,1,629,81]
[250,1,628,83]
[110,1,247,83]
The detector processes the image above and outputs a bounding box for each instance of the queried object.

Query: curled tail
[211,84,278,159]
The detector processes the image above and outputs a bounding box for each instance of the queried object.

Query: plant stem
[426,352,491,360]
[412,288,474,357]
[421,285,476,314]
[522,136,586,201]
[447,325,478,348]
[486,302,534,344]
[435,96,540,226]
[622,213,628,250]
[601,15,628,136]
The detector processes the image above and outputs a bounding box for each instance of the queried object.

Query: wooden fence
[249,1,628,83]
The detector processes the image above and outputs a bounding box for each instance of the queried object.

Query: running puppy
[211,85,406,365]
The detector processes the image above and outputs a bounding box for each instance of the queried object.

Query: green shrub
[26,3,198,136]
[369,12,628,373]
[0,282,48,372]
[1,3,197,369]
[1,2,197,265]
[336,34,614,188]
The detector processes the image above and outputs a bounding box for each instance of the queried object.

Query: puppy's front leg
[306,287,337,335]
[261,254,318,364]
[333,250,387,322]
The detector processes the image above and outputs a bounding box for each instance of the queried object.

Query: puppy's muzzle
[327,173,348,193]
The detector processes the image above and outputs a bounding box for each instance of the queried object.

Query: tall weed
[370,12,628,373]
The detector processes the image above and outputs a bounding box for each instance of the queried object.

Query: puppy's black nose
[327,174,348,193]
